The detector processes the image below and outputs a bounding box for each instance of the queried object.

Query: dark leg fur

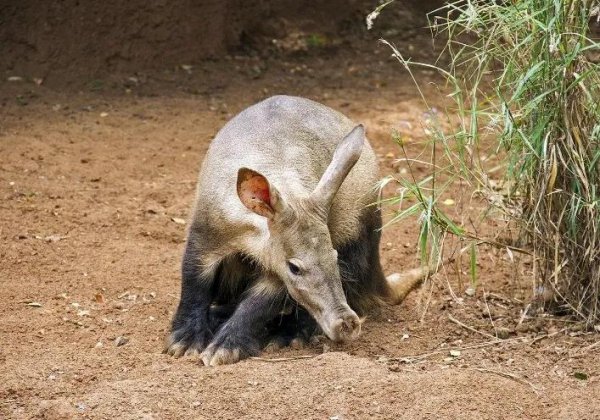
[200,280,286,366]
[337,205,388,315]
[167,218,263,357]
[264,306,319,350]
[165,229,216,357]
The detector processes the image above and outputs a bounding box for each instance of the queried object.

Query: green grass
[377,0,600,324]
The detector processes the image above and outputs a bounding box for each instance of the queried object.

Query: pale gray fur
[191,95,379,270]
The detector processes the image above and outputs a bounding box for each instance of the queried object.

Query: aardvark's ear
[237,167,282,219]
[311,124,364,209]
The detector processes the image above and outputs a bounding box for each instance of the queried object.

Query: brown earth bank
[1,6,599,420]
[0,0,443,85]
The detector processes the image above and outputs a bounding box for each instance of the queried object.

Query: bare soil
[1,19,599,420]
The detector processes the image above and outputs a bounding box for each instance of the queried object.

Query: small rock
[465,286,476,297]
[7,76,23,82]
[100,112,109,118]
[449,349,461,357]
[27,302,42,307]
[496,327,511,339]
[482,306,497,318]
[45,234,67,243]
[571,323,584,332]
[114,336,129,347]
[171,217,186,225]
[515,323,529,333]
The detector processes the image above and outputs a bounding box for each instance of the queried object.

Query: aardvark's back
[195,95,379,247]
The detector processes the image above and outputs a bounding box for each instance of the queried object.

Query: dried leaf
[114,336,129,346]
[44,234,67,243]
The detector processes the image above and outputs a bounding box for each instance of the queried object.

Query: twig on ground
[250,355,316,362]
[475,368,542,395]
[482,289,498,337]
[418,279,435,324]
[390,327,568,363]
[389,336,527,362]
[517,304,530,326]
[484,292,514,304]
[528,328,567,346]
[0,399,17,405]
[448,314,497,340]
[572,339,600,357]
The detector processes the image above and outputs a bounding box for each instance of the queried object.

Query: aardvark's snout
[321,307,362,342]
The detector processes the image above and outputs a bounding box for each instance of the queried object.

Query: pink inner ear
[241,173,271,206]
[249,177,271,204]
[237,169,276,218]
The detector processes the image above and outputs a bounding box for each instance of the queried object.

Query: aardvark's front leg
[201,275,285,366]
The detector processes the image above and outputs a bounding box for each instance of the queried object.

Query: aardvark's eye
[287,261,301,275]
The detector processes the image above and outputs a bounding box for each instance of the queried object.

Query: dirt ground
[1,14,599,420]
